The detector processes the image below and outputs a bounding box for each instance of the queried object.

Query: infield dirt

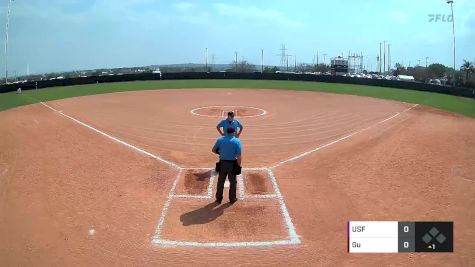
[0,89,474,266]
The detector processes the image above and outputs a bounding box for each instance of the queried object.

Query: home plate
[224,180,230,188]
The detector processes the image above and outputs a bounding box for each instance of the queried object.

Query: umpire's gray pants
[216,161,237,201]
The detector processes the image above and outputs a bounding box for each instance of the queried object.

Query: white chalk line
[267,168,300,243]
[169,169,216,199]
[153,169,182,240]
[171,170,278,200]
[271,104,419,168]
[153,167,298,247]
[39,102,181,170]
[190,105,267,118]
[38,100,416,248]
[172,194,212,199]
[152,239,300,247]
[240,170,278,199]
[237,174,245,199]
[246,194,278,199]
[207,172,216,197]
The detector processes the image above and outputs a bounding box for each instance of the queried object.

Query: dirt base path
[0,89,474,266]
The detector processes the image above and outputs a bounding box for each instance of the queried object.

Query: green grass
[1,79,474,117]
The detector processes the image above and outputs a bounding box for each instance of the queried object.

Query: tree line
[394,60,474,88]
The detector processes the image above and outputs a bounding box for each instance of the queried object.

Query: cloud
[173,2,195,12]
[390,11,410,24]
[213,3,302,28]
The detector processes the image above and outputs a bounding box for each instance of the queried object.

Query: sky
[1,0,474,75]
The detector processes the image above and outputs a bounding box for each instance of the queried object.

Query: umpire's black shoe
[215,199,222,204]
[230,198,238,204]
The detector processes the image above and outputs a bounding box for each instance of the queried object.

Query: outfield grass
[0,79,474,117]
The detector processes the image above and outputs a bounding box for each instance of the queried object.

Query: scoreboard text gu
[348,221,453,253]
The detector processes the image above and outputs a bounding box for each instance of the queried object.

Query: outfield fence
[1,72,474,99]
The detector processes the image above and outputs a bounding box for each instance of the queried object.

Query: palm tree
[460,60,474,83]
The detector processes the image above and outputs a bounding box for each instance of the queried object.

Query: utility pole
[387,44,391,73]
[316,51,319,65]
[294,55,297,72]
[211,54,215,70]
[323,53,327,64]
[447,0,456,86]
[383,40,387,74]
[425,57,429,68]
[205,48,208,72]
[277,44,288,68]
[5,0,14,84]
[261,49,264,73]
[379,42,382,74]
[234,51,238,72]
[376,55,381,74]
[285,55,292,71]
[361,52,364,74]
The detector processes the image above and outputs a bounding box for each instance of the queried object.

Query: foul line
[38,100,417,248]
[40,102,181,169]
[271,104,419,168]
[267,168,300,243]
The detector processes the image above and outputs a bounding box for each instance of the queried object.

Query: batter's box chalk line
[39,101,418,247]
[173,168,277,200]
[152,167,300,247]
[172,168,216,199]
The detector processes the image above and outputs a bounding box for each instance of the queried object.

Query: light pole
[379,42,382,74]
[383,40,387,74]
[294,55,297,72]
[261,49,264,73]
[205,48,208,72]
[387,43,391,73]
[5,0,14,84]
[447,0,456,86]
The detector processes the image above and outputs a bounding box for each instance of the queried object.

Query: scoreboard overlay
[348,221,453,253]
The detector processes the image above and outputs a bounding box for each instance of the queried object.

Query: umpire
[212,127,242,204]
[216,111,243,138]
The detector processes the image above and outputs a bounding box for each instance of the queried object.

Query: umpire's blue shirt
[213,135,242,161]
[217,119,243,134]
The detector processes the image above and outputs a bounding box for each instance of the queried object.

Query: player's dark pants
[216,160,237,202]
